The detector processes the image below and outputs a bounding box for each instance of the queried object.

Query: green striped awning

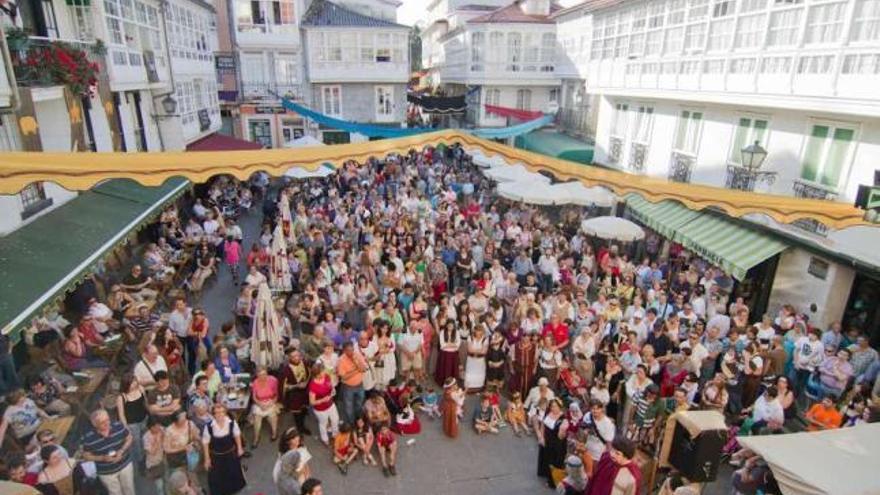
[625,194,701,239]
[676,213,789,281]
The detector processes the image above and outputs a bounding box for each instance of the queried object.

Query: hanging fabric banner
[406,94,467,114]
[484,104,543,121]
[472,114,554,140]
[281,99,431,138]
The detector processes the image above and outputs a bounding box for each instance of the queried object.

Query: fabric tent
[250,282,285,369]
[284,164,335,179]
[484,163,551,184]
[269,223,293,292]
[581,216,645,242]
[283,135,325,148]
[514,130,594,165]
[553,182,617,208]
[496,181,557,205]
[738,424,880,495]
[407,94,466,114]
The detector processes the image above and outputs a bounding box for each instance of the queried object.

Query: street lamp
[161,94,178,115]
[741,140,768,171]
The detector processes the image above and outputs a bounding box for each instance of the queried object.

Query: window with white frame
[688,0,710,21]
[484,88,501,107]
[761,55,793,73]
[800,123,856,189]
[167,3,213,61]
[549,88,559,103]
[630,5,646,32]
[629,33,646,56]
[471,32,485,70]
[489,32,504,62]
[673,109,703,155]
[104,0,163,67]
[646,30,663,55]
[842,53,880,74]
[376,34,391,62]
[375,86,393,118]
[852,0,880,42]
[703,59,725,74]
[680,59,701,74]
[667,0,686,25]
[516,89,532,110]
[729,117,769,164]
[274,54,298,91]
[805,2,846,44]
[507,33,522,69]
[684,23,707,52]
[175,80,194,125]
[708,18,734,51]
[712,0,734,18]
[797,54,835,74]
[235,0,295,32]
[630,105,654,144]
[648,3,665,28]
[665,26,685,54]
[341,32,357,63]
[611,102,629,137]
[768,8,803,46]
[735,13,766,49]
[20,182,47,212]
[729,57,757,74]
[625,62,641,75]
[540,33,555,68]
[321,86,341,116]
[241,53,267,92]
[740,0,767,13]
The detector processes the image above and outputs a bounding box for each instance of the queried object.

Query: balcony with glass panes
[307,30,409,83]
[101,0,170,87]
[235,0,300,46]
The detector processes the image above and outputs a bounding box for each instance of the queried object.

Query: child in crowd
[590,377,611,406]
[473,393,499,434]
[353,417,376,466]
[394,400,421,435]
[505,391,528,436]
[420,387,440,419]
[223,235,242,284]
[333,424,357,475]
[376,424,399,477]
[485,385,505,426]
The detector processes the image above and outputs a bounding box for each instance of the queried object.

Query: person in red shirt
[542,314,570,351]
[375,423,399,477]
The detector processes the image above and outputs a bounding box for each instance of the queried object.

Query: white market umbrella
[283,164,335,179]
[496,181,557,205]
[269,223,293,292]
[552,182,618,208]
[580,216,645,242]
[251,282,285,369]
[484,163,551,184]
[283,135,325,148]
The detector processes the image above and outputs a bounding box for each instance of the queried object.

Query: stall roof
[0,178,189,338]
[739,424,880,495]
[515,130,594,165]
[625,194,701,240]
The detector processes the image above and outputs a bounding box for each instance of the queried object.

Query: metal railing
[10,37,101,89]
[241,82,301,100]
[791,179,837,236]
[669,151,695,183]
[608,136,623,165]
[629,142,648,173]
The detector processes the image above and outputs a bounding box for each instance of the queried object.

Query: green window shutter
[820,127,854,188]
[729,117,751,163]
[753,119,768,144]
[675,111,689,150]
[801,125,829,182]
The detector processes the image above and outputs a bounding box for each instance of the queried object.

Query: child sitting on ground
[505,391,528,436]
[376,424,399,477]
[353,417,376,466]
[485,385,505,426]
[473,393,499,434]
[452,382,466,419]
[394,395,422,435]
[333,424,358,475]
[420,387,440,419]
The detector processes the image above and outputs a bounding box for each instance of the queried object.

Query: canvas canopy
[484,163,551,184]
[738,424,880,495]
[0,129,870,229]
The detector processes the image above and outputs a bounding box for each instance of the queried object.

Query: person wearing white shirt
[749,386,784,434]
[680,332,709,377]
[793,330,824,395]
[134,345,168,389]
[582,401,616,462]
[707,311,731,339]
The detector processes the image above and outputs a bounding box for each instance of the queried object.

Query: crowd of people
[1,143,879,495]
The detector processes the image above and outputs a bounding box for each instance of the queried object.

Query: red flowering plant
[18,41,100,97]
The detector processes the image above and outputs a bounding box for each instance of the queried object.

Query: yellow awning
[0,130,870,229]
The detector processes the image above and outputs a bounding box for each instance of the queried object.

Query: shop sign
[198,109,211,131]
[807,257,829,280]
[254,106,286,114]
[216,55,236,72]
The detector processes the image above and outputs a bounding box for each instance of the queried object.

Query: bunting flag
[484,104,543,121]
[472,114,555,140]
[281,99,430,138]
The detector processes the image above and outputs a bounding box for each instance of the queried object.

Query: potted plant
[5,26,31,52]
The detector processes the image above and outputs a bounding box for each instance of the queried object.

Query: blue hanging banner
[281,99,430,138]
[281,98,552,140]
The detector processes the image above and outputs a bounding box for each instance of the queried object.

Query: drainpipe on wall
[0,23,22,115]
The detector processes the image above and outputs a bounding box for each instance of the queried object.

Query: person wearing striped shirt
[81,409,135,495]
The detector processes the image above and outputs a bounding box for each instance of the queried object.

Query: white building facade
[301,0,409,144]
[558,0,880,334]
[420,0,562,128]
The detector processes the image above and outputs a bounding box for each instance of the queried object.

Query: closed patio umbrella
[580,216,645,242]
